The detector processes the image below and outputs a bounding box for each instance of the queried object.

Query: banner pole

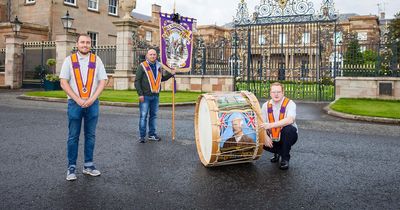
[172,77,176,142]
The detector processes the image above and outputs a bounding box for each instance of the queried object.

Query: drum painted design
[195,91,266,167]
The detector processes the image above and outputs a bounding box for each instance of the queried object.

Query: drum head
[197,97,213,163]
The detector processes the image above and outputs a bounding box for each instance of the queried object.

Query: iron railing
[91,45,116,73]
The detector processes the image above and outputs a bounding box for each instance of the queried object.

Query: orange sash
[141,61,162,93]
[267,97,290,141]
[71,53,96,99]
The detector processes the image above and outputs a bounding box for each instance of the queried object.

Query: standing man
[135,49,174,143]
[260,82,298,170]
[60,34,108,181]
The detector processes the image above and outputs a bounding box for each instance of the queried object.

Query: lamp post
[61,11,74,32]
[10,16,22,35]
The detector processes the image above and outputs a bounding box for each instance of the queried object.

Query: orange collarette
[267,97,290,141]
[142,61,162,93]
[71,53,96,99]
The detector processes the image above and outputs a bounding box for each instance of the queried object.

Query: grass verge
[330,98,400,119]
[25,90,202,104]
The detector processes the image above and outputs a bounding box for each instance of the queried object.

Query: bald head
[146,49,157,63]
[232,117,243,135]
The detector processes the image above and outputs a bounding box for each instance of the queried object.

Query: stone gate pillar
[4,34,27,89]
[112,20,139,90]
[55,33,76,75]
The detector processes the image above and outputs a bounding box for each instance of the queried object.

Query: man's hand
[170,69,176,75]
[260,122,272,130]
[75,98,86,107]
[139,96,144,103]
[82,97,96,108]
[264,135,273,148]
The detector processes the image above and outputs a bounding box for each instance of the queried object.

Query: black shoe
[139,137,146,143]
[148,135,161,141]
[270,154,279,163]
[279,159,289,170]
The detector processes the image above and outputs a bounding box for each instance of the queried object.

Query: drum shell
[194,91,266,167]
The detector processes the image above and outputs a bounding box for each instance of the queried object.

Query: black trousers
[264,125,298,161]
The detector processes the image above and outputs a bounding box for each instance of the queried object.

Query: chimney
[152,4,161,16]
[151,4,161,23]
[380,12,385,20]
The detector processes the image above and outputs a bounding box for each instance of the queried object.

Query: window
[301,60,309,78]
[145,31,152,42]
[279,33,286,44]
[109,0,118,15]
[334,32,343,44]
[360,46,366,52]
[302,32,310,44]
[26,0,35,4]
[88,0,98,11]
[64,0,76,6]
[258,34,266,45]
[357,32,367,41]
[87,32,98,47]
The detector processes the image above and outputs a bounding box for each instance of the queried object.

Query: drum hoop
[194,94,219,166]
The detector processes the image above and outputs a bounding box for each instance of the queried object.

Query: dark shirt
[134,61,174,96]
[149,62,158,78]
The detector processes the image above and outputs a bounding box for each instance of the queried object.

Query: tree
[363,49,378,65]
[388,11,400,65]
[388,12,400,42]
[344,37,363,65]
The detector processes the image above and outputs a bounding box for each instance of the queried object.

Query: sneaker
[148,135,161,141]
[139,137,146,143]
[66,166,77,181]
[82,165,101,176]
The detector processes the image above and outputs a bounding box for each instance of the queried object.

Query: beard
[78,50,90,55]
[78,49,90,55]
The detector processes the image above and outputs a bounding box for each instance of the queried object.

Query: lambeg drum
[194,91,267,167]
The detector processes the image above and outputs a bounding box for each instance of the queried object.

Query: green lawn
[236,81,334,101]
[25,90,202,103]
[330,98,400,119]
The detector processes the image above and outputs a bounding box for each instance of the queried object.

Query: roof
[338,13,359,21]
[131,12,152,22]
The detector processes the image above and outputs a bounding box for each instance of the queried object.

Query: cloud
[135,0,399,26]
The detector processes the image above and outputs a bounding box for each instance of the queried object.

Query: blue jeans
[139,95,159,138]
[67,99,99,168]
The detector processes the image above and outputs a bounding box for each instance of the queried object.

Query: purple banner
[159,13,195,73]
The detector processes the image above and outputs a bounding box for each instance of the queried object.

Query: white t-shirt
[261,97,298,131]
[59,53,108,99]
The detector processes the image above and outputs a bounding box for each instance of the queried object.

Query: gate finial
[234,0,252,25]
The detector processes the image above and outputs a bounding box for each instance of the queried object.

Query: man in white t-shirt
[59,34,108,181]
[261,82,298,170]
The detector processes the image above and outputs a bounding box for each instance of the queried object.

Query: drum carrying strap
[267,97,290,141]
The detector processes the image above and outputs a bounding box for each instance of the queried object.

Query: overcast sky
[134,0,399,25]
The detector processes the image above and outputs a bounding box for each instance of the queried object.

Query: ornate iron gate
[233,0,339,101]
[22,41,56,88]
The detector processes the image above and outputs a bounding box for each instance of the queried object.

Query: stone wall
[0,72,4,86]
[105,74,234,92]
[161,75,234,92]
[335,77,400,99]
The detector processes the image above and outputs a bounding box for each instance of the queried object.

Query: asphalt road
[0,90,399,210]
